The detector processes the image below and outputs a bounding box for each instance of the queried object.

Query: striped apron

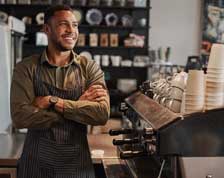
[17,59,95,178]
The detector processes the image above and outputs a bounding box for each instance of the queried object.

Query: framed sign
[201,0,224,55]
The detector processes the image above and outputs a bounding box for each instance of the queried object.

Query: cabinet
[0,1,151,116]
[0,168,16,178]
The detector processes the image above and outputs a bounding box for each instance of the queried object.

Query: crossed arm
[11,62,110,129]
[33,85,107,111]
[32,84,110,126]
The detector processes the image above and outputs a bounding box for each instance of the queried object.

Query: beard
[49,31,77,51]
[52,38,76,51]
[56,42,75,51]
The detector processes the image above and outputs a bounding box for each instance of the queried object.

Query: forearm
[10,64,61,129]
[63,99,110,126]
[11,104,62,129]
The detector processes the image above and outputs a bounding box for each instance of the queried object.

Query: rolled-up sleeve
[63,98,109,126]
[63,59,110,126]
[10,62,62,129]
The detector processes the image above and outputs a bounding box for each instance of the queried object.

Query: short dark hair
[44,5,73,24]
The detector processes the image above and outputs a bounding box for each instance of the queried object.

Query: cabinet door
[0,168,16,178]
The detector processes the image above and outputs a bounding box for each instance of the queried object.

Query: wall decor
[100,33,109,47]
[201,0,224,56]
[77,33,85,46]
[86,8,103,25]
[89,33,98,46]
[110,33,119,47]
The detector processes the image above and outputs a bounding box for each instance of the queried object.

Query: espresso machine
[109,91,224,178]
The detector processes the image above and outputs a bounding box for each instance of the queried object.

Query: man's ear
[43,24,50,35]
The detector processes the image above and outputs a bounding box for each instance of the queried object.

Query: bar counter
[0,133,132,178]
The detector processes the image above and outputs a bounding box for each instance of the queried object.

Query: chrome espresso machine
[109,88,224,178]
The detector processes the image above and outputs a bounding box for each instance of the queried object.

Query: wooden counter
[0,133,120,165]
[0,133,133,177]
[88,134,133,178]
[88,134,120,162]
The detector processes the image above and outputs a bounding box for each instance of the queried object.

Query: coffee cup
[101,55,110,66]
[94,55,101,66]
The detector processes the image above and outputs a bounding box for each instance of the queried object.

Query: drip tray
[94,163,107,178]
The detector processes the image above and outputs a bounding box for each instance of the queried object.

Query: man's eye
[59,22,67,26]
[73,23,78,28]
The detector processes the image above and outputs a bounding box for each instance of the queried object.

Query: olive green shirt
[10,50,110,129]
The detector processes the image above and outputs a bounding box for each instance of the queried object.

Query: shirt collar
[40,48,79,67]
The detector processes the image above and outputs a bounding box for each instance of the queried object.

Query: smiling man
[10,5,110,178]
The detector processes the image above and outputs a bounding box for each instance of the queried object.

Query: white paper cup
[94,55,101,65]
[111,55,121,67]
[185,100,204,106]
[206,73,224,79]
[185,104,204,110]
[184,109,199,114]
[101,55,110,66]
[186,70,205,94]
[208,43,224,68]
[207,68,224,74]
[206,84,224,92]
[91,149,104,158]
[205,105,223,110]
[185,94,204,100]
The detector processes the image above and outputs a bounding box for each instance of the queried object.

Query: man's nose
[66,24,75,32]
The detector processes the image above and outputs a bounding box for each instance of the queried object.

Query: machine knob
[147,143,157,154]
[144,136,157,154]
[120,102,128,112]
[113,138,140,145]
[144,127,154,135]
[120,150,147,159]
[145,138,156,145]
[109,128,134,136]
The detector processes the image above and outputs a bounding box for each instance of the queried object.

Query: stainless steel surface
[125,92,181,130]
[0,25,11,133]
[159,109,224,156]
[0,133,25,166]
[111,91,224,178]
[102,159,134,178]
[179,157,224,178]
[0,20,24,133]
[123,92,224,157]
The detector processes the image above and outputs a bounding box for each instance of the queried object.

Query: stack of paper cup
[184,70,205,114]
[205,43,224,110]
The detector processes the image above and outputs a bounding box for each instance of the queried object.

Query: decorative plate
[86,8,103,25]
[73,9,83,24]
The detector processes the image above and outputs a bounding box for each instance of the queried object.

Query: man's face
[45,10,79,51]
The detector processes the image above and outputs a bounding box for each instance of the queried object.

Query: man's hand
[33,96,64,113]
[32,96,51,109]
[55,98,64,113]
[79,85,108,102]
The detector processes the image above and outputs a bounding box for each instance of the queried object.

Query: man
[10,5,110,178]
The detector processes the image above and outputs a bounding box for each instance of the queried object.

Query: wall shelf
[0,4,150,10]
[0,1,151,112]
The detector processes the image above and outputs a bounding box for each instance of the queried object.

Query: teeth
[64,37,73,40]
